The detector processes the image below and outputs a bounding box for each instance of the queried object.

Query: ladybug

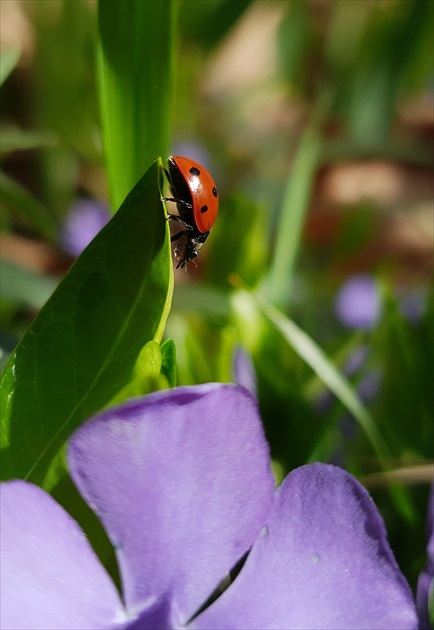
[162,155,218,268]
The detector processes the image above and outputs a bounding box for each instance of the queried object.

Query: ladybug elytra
[162,155,218,269]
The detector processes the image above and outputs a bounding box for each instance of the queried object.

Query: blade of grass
[267,101,325,308]
[97,0,178,210]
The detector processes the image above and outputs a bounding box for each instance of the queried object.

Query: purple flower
[335,274,382,330]
[59,198,111,257]
[398,290,427,323]
[417,483,434,629]
[344,345,370,377]
[1,384,417,629]
[314,345,380,415]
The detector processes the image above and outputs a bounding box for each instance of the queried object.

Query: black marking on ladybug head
[189,167,200,176]
[200,205,208,213]
[212,187,218,197]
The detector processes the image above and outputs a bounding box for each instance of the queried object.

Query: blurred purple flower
[1,384,417,629]
[314,345,376,415]
[399,290,427,323]
[335,274,381,330]
[357,368,382,403]
[417,484,434,630]
[59,198,111,257]
[344,345,370,376]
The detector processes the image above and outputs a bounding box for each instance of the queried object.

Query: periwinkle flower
[398,290,427,324]
[417,483,434,630]
[59,198,111,257]
[1,384,417,629]
[335,274,381,330]
[314,345,380,416]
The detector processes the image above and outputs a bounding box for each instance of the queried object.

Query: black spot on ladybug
[200,205,208,213]
[212,187,218,197]
[189,167,200,176]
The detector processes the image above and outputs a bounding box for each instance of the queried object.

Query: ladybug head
[174,232,209,269]
[175,248,199,269]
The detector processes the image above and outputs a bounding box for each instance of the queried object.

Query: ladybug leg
[168,217,195,248]
[177,258,197,271]
[170,229,191,244]
[166,214,195,231]
[161,197,193,211]
[174,241,187,260]
[176,248,199,270]
[166,214,186,225]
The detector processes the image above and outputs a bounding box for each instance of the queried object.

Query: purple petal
[426,484,434,569]
[68,383,275,626]
[417,570,433,630]
[195,463,417,629]
[335,274,381,330]
[0,480,124,630]
[417,483,434,629]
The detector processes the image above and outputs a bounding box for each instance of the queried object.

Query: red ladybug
[162,155,219,268]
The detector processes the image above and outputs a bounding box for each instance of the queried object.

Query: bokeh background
[1,0,433,596]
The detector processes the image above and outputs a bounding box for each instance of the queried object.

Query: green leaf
[0,47,20,86]
[97,0,177,210]
[161,338,177,388]
[0,160,173,484]
[0,348,11,374]
[109,340,170,405]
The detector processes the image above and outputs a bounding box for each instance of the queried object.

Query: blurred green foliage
[0,0,432,596]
